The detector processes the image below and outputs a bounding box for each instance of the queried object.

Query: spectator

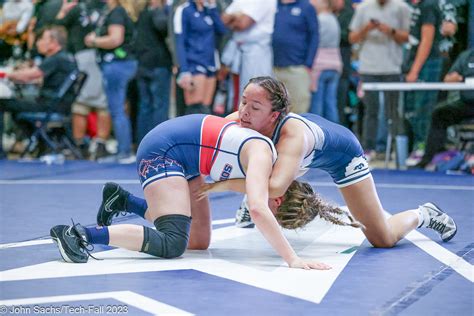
[0,0,33,61]
[0,26,76,158]
[349,0,410,158]
[54,0,111,160]
[174,0,227,114]
[84,0,137,164]
[272,0,318,114]
[334,0,354,127]
[469,0,474,49]
[309,0,342,123]
[404,0,443,154]
[29,0,62,51]
[221,0,277,98]
[135,0,172,142]
[413,48,474,169]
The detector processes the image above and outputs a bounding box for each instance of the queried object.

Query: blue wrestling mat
[0,160,472,315]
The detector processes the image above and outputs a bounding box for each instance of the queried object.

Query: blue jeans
[101,59,138,155]
[469,3,474,49]
[405,57,443,144]
[136,67,171,143]
[360,74,401,152]
[310,70,340,123]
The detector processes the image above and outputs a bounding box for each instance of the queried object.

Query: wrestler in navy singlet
[272,113,370,187]
[137,114,277,188]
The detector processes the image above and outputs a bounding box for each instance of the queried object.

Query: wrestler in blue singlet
[272,112,370,187]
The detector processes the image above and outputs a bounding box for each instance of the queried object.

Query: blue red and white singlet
[137,114,277,188]
[272,113,370,188]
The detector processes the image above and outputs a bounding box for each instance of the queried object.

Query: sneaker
[94,141,110,160]
[117,154,136,164]
[97,182,130,226]
[363,150,376,162]
[50,222,92,263]
[97,153,136,164]
[420,202,457,242]
[235,196,255,228]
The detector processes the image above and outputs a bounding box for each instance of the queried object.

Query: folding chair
[456,118,474,152]
[16,70,87,158]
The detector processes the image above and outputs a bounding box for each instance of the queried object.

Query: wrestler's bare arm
[268,120,306,198]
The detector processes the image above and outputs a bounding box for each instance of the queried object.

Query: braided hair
[244,76,290,121]
[276,181,365,230]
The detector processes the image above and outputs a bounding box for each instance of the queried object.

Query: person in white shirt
[221,0,277,98]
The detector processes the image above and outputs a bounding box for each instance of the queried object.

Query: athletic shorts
[189,63,216,77]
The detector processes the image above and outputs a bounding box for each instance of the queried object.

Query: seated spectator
[414,48,474,169]
[0,25,77,158]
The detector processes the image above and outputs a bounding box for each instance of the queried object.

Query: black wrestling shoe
[97,182,130,226]
[50,222,93,263]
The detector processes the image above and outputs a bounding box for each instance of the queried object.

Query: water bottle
[40,153,65,165]
[395,135,408,169]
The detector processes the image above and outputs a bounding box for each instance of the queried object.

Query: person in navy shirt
[272,0,319,113]
[174,0,227,114]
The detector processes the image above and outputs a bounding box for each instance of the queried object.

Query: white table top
[362,81,474,91]
[0,80,14,99]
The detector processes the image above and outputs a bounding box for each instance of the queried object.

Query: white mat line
[382,211,473,283]
[0,179,472,190]
[0,291,193,316]
[405,230,474,283]
[0,218,235,250]
[310,182,474,191]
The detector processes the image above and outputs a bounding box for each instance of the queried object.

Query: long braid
[276,181,365,230]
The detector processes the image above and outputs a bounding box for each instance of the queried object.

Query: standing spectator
[413,48,474,169]
[349,0,410,157]
[84,0,137,164]
[135,0,172,143]
[221,0,277,98]
[54,0,112,160]
[174,0,227,114]
[0,0,33,62]
[30,0,62,51]
[309,0,342,123]
[334,0,354,127]
[272,0,318,114]
[404,0,443,153]
[469,0,474,49]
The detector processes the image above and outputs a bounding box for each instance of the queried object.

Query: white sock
[409,208,425,228]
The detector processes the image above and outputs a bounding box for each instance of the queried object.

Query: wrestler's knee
[141,215,191,259]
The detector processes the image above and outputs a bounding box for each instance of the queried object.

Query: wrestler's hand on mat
[289,257,332,270]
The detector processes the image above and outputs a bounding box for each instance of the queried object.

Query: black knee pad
[141,214,191,259]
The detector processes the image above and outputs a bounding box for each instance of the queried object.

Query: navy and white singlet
[137,114,277,188]
[272,113,370,187]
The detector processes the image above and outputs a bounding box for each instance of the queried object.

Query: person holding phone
[348,0,411,160]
